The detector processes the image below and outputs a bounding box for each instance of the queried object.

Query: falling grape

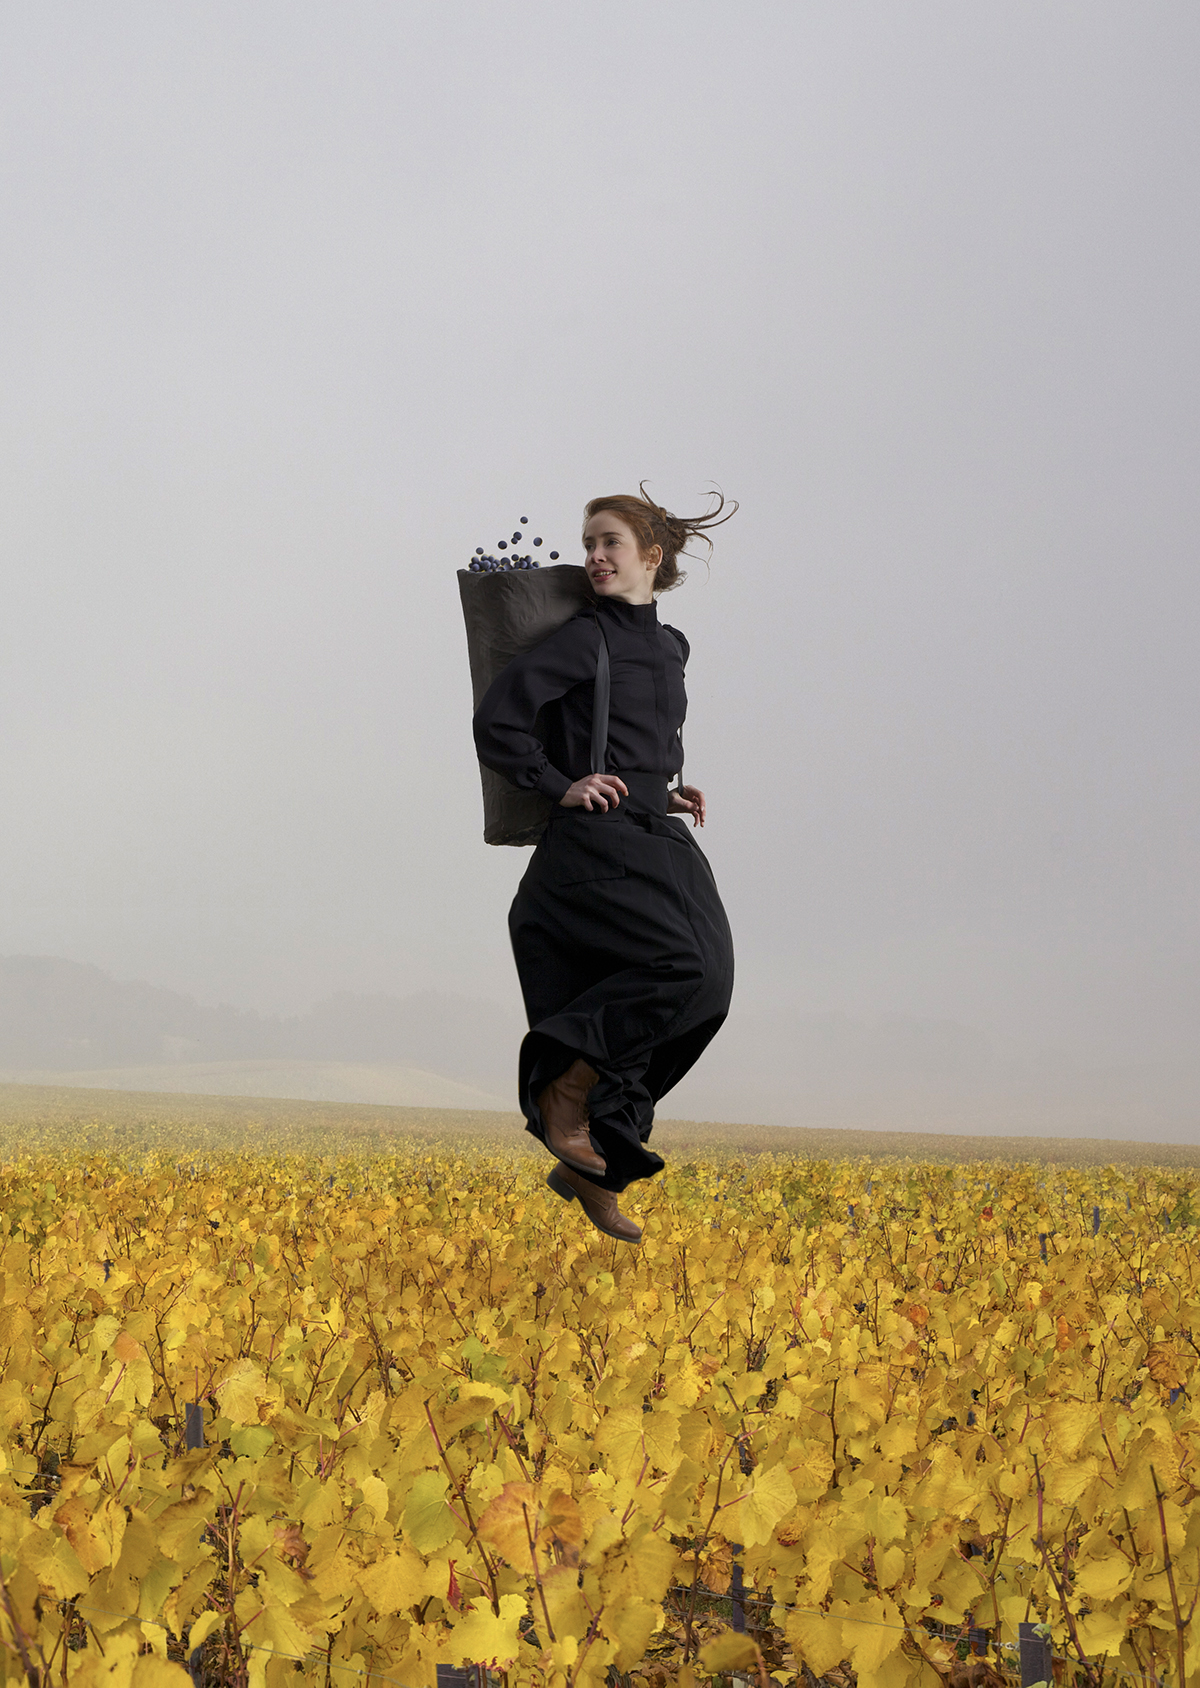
[549,551,559,559]
[464,519,554,571]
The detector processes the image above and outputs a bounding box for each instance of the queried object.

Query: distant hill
[0,956,270,1067]
[0,956,521,1089]
[2,955,1196,1142]
[0,1060,507,1110]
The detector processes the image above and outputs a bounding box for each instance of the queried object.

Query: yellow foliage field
[0,1143,1197,1688]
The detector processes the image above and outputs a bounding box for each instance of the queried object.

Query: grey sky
[1,5,1197,1115]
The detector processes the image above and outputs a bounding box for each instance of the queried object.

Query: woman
[472,488,736,1245]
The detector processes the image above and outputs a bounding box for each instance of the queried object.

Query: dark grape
[462,521,553,572]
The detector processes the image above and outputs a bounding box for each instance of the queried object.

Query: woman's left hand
[668,783,706,827]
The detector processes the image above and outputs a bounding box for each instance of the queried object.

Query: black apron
[509,772,735,1192]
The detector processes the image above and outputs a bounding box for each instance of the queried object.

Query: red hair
[583,485,737,592]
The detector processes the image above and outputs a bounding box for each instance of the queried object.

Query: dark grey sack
[458,564,597,846]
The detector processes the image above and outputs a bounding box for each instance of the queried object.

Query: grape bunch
[467,516,560,572]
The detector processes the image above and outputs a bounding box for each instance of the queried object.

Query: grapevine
[0,1147,1196,1686]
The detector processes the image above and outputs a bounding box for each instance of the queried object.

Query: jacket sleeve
[472,615,598,802]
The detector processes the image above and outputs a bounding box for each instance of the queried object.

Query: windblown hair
[583,485,737,592]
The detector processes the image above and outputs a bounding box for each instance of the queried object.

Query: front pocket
[549,822,627,885]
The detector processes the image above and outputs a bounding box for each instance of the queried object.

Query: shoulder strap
[591,613,610,774]
[662,624,686,791]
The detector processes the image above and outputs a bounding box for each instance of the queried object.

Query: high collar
[597,597,660,630]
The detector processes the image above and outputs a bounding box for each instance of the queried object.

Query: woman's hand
[668,783,706,827]
[560,774,630,812]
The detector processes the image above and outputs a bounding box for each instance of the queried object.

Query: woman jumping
[472,488,736,1245]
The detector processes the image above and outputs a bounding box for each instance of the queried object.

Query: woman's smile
[582,511,661,604]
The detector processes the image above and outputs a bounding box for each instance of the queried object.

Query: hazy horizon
[3,949,1198,1144]
[2,6,1197,1137]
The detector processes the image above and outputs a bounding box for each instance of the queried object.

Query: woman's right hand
[559,774,630,812]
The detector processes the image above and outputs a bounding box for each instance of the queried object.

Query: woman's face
[582,511,661,604]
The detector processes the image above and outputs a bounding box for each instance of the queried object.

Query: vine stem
[0,1566,43,1686]
[682,1441,737,1662]
[423,1401,501,1613]
[1151,1466,1188,1688]
[1031,1452,1100,1687]
[521,1501,556,1645]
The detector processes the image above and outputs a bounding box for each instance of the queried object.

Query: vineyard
[0,1139,1197,1688]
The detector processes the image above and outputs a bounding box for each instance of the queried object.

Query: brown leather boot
[546,1163,642,1245]
[536,1059,606,1177]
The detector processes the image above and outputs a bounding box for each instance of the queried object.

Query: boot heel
[546,1168,576,1203]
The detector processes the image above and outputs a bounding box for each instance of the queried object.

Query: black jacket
[472,598,688,802]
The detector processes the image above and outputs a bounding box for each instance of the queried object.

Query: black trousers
[508,782,735,1192]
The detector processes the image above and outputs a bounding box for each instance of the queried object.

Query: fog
[1,4,1197,1139]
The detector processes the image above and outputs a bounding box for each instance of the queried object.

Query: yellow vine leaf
[1045,1399,1096,1458]
[438,1382,511,1437]
[836,1595,908,1675]
[1147,1341,1189,1390]
[219,1359,272,1424]
[610,1597,663,1668]
[790,1437,836,1499]
[736,1461,797,1546]
[787,1606,847,1676]
[20,1528,89,1600]
[1076,1606,1130,1656]
[447,1594,526,1668]
[186,1610,224,1651]
[0,1302,33,1345]
[539,1561,588,1637]
[355,1545,426,1613]
[403,1468,459,1554]
[359,1472,390,1523]
[698,1630,761,1672]
[862,1491,908,1544]
[696,1539,733,1594]
[477,1481,542,1565]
